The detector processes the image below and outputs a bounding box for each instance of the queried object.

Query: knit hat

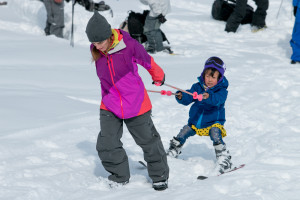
[85,11,112,42]
[201,56,226,83]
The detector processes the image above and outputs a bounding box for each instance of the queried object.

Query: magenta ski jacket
[91,29,165,119]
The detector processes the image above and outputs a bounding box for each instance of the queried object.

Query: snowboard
[197,164,245,180]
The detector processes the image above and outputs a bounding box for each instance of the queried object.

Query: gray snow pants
[43,0,64,38]
[96,109,169,183]
[143,15,164,52]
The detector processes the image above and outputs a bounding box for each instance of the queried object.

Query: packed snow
[1,0,300,199]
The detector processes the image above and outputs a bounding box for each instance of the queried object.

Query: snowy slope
[0,0,300,199]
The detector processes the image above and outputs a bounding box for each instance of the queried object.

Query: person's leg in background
[144,15,164,53]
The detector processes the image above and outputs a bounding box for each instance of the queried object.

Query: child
[166,56,232,174]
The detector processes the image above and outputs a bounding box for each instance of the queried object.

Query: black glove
[157,14,167,24]
[152,74,165,86]
[94,2,110,11]
[65,0,70,2]
[175,91,182,100]
[75,0,92,11]
[75,0,87,9]
[85,0,93,11]
[294,6,298,17]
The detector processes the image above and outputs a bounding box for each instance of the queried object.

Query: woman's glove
[152,75,165,86]
[157,14,167,23]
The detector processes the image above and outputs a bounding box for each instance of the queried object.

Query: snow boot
[145,47,156,54]
[107,180,129,188]
[166,137,183,158]
[152,179,168,191]
[162,46,174,54]
[251,25,267,33]
[214,144,232,174]
[291,60,300,64]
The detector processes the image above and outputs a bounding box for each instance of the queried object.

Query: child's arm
[175,83,199,105]
[203,89,228,106]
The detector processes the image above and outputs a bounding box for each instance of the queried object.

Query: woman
[85,11,169,191]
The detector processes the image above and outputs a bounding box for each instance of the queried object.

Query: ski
[0,1,7,5]
[251,26,267,33]
[197,164,245,180]
[138,160,147,168]
[162,47,181,55]
[169,53,181,56]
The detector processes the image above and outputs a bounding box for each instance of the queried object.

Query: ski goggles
[205,57,226,71]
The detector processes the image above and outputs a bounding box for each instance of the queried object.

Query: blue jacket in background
[176,76,228,129]
[291,0,300,61]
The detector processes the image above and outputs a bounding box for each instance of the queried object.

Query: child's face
[204,69,219,88]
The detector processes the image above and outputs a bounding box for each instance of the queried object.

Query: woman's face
[93,39,110,52]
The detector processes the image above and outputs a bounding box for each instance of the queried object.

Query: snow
[1,0,300,199]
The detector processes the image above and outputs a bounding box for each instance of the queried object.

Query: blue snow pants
[175,125,224,146]
[291,7,300,62]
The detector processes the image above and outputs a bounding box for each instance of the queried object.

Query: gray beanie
[85,11,112,42]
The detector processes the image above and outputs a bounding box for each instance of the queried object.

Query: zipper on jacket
[106,55,124,118]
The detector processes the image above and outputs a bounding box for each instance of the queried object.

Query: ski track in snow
[1,0,300,199]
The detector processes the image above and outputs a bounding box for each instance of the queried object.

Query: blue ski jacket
[291,0,300,61]
[176,76,228,129]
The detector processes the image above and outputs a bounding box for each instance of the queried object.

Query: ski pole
[70,0,75,47]
[110,8,114,18]
[163,83,203,101]
[276,0,283,19]
[164,83,193,96]
[147,90,176,96]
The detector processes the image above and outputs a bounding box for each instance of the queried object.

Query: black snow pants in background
[225,0,269,32]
